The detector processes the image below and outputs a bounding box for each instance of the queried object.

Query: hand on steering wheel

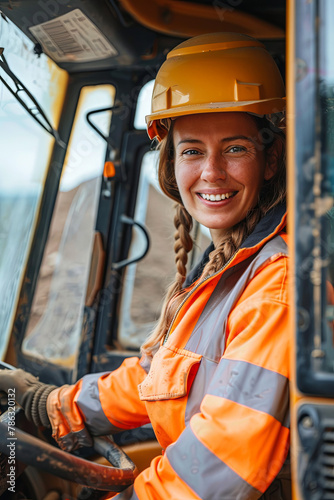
[0,362,138,492]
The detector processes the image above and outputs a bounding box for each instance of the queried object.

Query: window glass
[117,151,175,349]
[22,85,115,366]
[321,0,334,370]
[134,80,154,129]
[297,0,334,376]
[0,18,67,359]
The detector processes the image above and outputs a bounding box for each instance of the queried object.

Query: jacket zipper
[163,253,236,345]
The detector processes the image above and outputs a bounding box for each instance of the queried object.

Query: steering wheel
[0,363,138,492]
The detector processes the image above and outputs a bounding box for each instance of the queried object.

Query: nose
[200,153,227,183]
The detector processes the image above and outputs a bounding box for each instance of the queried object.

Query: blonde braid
[173,204,193,286]
[140,204,193,356]
[201,206,263,279]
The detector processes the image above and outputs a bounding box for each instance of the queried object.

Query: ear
[264,140,280,180]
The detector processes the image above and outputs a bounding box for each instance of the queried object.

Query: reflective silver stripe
[77,372,124,434]
[184,260,249,360]
[185,357,218,426]
[186,358,290,431]
[167,426,262,500]
[207,359,289,427]
[116,485,139,499]
[184,236,288,427]
[185,235,288,360]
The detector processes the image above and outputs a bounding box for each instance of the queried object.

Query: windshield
[0,18,68,359]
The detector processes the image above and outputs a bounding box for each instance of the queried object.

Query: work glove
[0,369,57,427]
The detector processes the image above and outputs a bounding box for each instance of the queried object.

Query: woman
[0,33,290,499]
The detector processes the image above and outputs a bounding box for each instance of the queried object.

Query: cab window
[296,0,334,391]
[22,85,114,366]
[0,19,67,359]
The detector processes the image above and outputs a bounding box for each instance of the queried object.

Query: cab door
[289,0,334,498]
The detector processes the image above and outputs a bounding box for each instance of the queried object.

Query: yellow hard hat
[146,32,285,141]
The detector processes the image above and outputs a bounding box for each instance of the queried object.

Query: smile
[199,191,237,201]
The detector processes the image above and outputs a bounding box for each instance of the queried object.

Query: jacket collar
[240,202,286,250]
[184,202,286,287]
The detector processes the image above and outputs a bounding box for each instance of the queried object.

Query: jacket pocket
[138,345,202,401]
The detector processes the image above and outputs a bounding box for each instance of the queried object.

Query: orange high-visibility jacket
[47,203,289,499]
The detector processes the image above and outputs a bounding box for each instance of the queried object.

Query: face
[173,112,276,246]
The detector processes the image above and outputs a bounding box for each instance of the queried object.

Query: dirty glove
[0,369,57,427]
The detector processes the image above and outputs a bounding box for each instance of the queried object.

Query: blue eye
[183,149,200,155]
[227,146,246,153]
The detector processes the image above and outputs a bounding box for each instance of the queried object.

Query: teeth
[200,192,235,201]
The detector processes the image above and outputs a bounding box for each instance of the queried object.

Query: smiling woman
[0,32,290,500]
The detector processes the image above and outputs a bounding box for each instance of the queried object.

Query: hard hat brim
[146,97,286,140]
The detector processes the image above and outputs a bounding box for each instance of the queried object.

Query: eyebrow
[176,135,256,147]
